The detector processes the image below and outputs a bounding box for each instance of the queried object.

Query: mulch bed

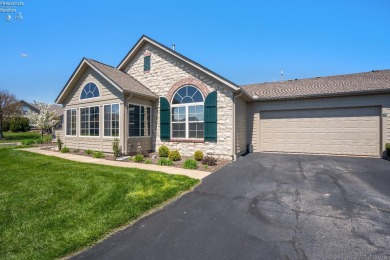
[38,144,231,173]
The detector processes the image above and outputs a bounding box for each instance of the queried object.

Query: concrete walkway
[18,147,211,179]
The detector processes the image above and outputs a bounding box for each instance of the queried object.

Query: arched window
[80,82,100,99]
[171,85,204,139]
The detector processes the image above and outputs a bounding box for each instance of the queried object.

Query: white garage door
[260,107,380,157]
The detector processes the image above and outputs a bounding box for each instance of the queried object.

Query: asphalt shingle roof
[87,59,157,98]
[241,70,390,100]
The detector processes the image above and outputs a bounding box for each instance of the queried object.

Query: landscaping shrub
[168,150,181,161]
[42,135,52,144]
[35,139,44,144]
[84,149,93,155]
[158,145,170,157]
[61,147,70,153]
[157,158,173,166]
[9,116,30,132]
[92,151,105,158]
[21,139,35,145]
[194,150,204,161]
[183,159,198,170]
[56,138,63,151]
[144,159,152,164]
[112,138,120,157]
[133,154,144,163]
[386,143,390,159]
[202,156,217,166]
[2,120,10,132]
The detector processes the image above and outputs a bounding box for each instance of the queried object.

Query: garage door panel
[260,107,380,157]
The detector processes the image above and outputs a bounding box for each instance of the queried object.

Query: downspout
[232,91,243,161]
[123,93,132,155]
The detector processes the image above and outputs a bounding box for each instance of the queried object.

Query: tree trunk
[41,128,44,139]
[0,114,3,139]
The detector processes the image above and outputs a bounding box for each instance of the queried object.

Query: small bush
[158,145,170,157]
[386,143,390,152]
[85,149,93,155]
[61,147,70,153]
[43,135,52,144]
[92,151,105,158]
[157,158,173,166]
[56,137,63,151]
[183,159,198,170]
[21,139,35,145]
[194,150,204,161]
[202,156,217,166]
[133,154,144,163]
[169,150,181,161]
[35,139,44,144]
[9,116,30,132]
[144,159,152,164]
[204,165,209,170]
[112,138,120,157]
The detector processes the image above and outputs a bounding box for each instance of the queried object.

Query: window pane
[129,104,140,136]
[192,91,203,102]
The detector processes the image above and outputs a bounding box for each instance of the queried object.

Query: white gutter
[232,91,243,161]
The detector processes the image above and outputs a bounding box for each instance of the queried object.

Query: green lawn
[0,132,42,143]
[0,147,199,259]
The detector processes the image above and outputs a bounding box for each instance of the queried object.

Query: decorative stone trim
[169,139,205,143]
[166,77,210,103]
[144,50,151,56]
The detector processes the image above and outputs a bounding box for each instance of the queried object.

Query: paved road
[73,153,390,260]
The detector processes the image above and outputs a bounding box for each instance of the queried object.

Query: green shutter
[144,56,151,71]
[160,97,170,141]
[204,91,217,142]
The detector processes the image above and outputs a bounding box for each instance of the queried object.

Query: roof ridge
[241,69,390,87]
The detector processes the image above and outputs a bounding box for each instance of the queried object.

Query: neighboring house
[55,35,390,159]
[19,100,40,115]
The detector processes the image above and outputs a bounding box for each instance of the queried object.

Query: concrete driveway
[73,153,390,260]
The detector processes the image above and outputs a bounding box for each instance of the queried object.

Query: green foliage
[203,165,209,170]
[2,132,41,141]
[168,150,181,161]
[84,149,93,155]
[8,116,30,132]
[35,139,44,144]
[194,150,204,161]
[386,143,390,152]
[2,120,10,132]
[158,145,170,157]
[0,147,198,259]
[56,137,63,151]
[112,138,120,157]
[144,159,152,164]
[21,139,35,145]
[157,158,173,166]
[42,135,52,144]
[92,151,105,158]
[183,159,198,169]
[61,147,70,153]
[133,154,144,163]
[202,156,217,166]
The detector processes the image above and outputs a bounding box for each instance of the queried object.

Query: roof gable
[56,58,157,104]
[117,35,239,91]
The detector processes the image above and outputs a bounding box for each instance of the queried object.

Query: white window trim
[103,103,120,138]
[65,108,77,137]
[170,85,205,140]
[79,81,101,101]
[79,105,100,138]
[128,103,152,138]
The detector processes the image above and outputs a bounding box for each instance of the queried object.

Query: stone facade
[124,43,234,159]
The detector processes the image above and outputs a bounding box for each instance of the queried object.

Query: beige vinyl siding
[62,68,125,153]
[248,93,390,157]
[235,96,247,155]
[127,137,152,154]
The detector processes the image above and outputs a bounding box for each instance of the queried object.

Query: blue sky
[1,0,389,103]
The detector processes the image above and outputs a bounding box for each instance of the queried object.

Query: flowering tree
[27,101,60,138]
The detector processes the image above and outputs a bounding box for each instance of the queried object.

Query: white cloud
[20,53,28,58]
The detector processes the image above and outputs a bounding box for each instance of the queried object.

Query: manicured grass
[0,147,199,259]
[0,132,52,144]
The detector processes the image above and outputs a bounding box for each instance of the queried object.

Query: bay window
[66,109,77,136]
[129,104,151,137]
[80,106,99,136]
[104,104,119,137]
